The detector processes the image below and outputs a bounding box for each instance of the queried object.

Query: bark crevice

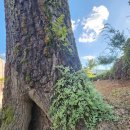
[28,88,51,122]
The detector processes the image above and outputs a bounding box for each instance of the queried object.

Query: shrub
[93,70,114,81]
[123,38,130,65]
[50,66,117,130]
[112,58,130,80]
[84,68,96,79]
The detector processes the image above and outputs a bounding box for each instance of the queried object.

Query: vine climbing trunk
[2,0,81,130]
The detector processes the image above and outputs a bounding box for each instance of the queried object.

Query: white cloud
[71,19,80,31]
[79,5,109,43]
[82,55,95,60]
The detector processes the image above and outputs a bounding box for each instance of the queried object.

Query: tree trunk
[2,0,81,129]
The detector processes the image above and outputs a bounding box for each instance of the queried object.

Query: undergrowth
[50,66,117,130]
[93,70,113,81]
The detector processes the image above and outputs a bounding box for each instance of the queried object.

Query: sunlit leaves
[52,15,68,46]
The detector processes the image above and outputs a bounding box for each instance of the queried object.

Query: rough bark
[2,0,81,130]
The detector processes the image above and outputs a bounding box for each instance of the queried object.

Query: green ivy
[50,66,117,130]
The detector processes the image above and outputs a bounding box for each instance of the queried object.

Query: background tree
[1,0,81,130]
[98,24,126,66]
[98,55,116,65]
[87,59,96,70]
[97,24,130,80]
[84,59,97,78]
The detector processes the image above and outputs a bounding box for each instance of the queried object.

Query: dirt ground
[95,80,130,130]
[95,80,130,108]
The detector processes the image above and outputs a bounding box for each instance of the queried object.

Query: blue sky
[0,0,6,58]
[0,0,130,67]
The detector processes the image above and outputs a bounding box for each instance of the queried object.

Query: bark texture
[2,0,81,130]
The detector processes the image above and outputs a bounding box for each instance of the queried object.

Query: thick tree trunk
[2,0,81,129]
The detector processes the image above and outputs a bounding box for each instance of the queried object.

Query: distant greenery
[50,66,117,130]
[98,55,116,65]
[103,24,126,50]
[83,24,130,80]
[96,24,130,80]
[84,59,97,79]
[0,78,4,82]
[123,38,130,65]
[93,69,114,81]
[84,68,96,79]
[87,59,97,70]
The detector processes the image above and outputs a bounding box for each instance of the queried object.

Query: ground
[95,80,130,108]
[95,80,130,130]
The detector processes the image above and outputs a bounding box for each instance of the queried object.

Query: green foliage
[109,31,126,50]
[93,69,114,81]
[123,38,130,65]
[103,24,126,50]
[84,68,96,79]
[87,59,97,70]
[98,55,116,65]
[43,1,71,55]
[52,15,69,46]
[1,106,14,130]
[44,1,71,54]
[50,66,117,130]
[84,59,97,79]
